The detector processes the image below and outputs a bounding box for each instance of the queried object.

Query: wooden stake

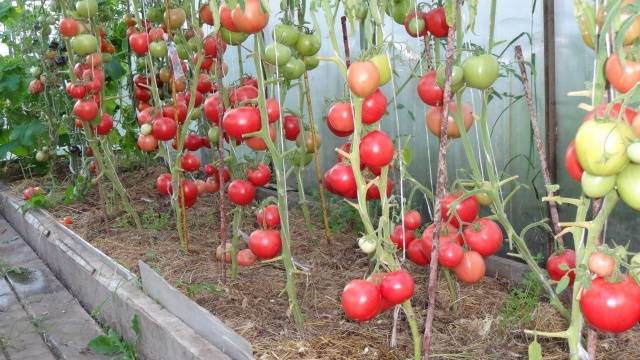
[341,16,351,68]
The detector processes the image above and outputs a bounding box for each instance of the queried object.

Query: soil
[8,164,640,359]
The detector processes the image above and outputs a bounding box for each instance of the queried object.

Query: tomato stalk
[230,206,243,277]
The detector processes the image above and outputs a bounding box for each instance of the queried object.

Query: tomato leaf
[528,338,543,360]
[402,146,412,166]
[555,275,570,294]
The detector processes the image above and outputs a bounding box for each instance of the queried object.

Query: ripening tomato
[180,152,201,172]
[462,218,503,257]
[380,271,415,305]
[66,83,86,99]
[73,99,99,121]
[546,249,576,284]
[389,224,415,249]
[203,94,224,124]
[369,54,391,86]
[229,85,259,106]
[256,204,280,229]
[324,163,357,199]
[248,229,281,259]
[439,242,464,268]
[441,192,480,228]
[454,251,486,284]
[296,130,321,153]
[219,4,238,31]
[228,179,256,206]
[421,223,463,256]
[231,0,269,34]
[362,89,387,124]
[360,130,395,168]
[425,7,449,37]
[96,113,113,135]
[426,102,474,139]
[246,162,271,187]
[283,114,301,140]
[203,177,219,193]
[580,275,640,333]
[462,54,500,89]
[565,141,584,182]
[347,61,380,98]
[28,79,44,95]
[417,71,443,106]
[581,172,616,198]
[405,11,428,37]
[575,119,633,176]
[327,102,354,136]
[222,107,261,140]
[152,117,178,141]
[137,134,158,152]
[616,163,640,210]
[605,53,640,94]
[23,186,42,200]
[266,98,281,123]
[156,173,172,195]
[237,249,257,266]
[407,239,429,266]
[163,102,188,123]
[59,18,79,37]
[341,280,382,322]
[129,32,149,55]
[199,4,214,25]
[71,34,98,55]
[164,8,186,29]
[588,251,615,277]
[402,210,422,230]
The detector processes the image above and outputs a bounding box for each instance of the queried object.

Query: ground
[7,163,640,359]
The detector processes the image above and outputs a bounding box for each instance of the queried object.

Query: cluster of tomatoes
[400,6,448,39]
[263,22,321,79]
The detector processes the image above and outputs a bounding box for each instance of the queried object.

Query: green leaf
[528,338,542,360]
[104,60,126,81]
[555,275,570,295]
[402,146,412,166]
[88,335,121,355]
[131,315,140,337]
[444,0,456,28]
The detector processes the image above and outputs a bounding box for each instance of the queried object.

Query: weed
[497,272,542,334]
[140,209,170,230]
[176,280,224,298]
[327,198,364,235]
[88,315,140,360]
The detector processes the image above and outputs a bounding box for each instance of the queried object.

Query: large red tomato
[203,35,226,57]
[341,280,382,322]
[73,99,99,121]
[283,114,301,140]
[323,163,357,199]
[454,251,486,284]
[219,4,238,31]
[204,94,224,124]
[362,89,387,124]
[417,70,443,106]
[379,271,415,305]
[605,53,640,94]
[439,241,464,268]
[462,218,503,257]
[389,224,415,249]
[580,275,640,333]
[180,152,201,172]
[248,229,281,259]
[152,117,178,141]
[360,130,395,168]
[59,18,79,37]
[564,141,584,183]
[246,162,271,187]
[440,192,480,228]
[228,179,256,206]
[365,179,393,200]
[546,249,576,284]
[326,102,354,137]
[137,134,158,152]
[402,210,422,230]
[228,85,259,106]
[129,32,150,55]
[256,204,280,229]
[222,107,261,140]
[406,239,429,266]
[425,7,449,38]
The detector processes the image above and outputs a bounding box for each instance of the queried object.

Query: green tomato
[75,0,97,18]
[436,64,465,93]
[616,163,640,210]
[101,53,112,62]
[387,0,411,24]
[35,150,49,162]
[273,24,300,47]
[71,34,98,55]
[176,45,189,60]
[208,127,220,145]
[219,28,248,46]
[462,54,500,89]
[358,237,376,254]
[475,181,493,206]
[627,142,640,163]
[369,54,392,86]
[575,120,634,176]
[295,34,321,56]
[581,172,616,198]
[147,7,164,23]
[136,57,146,69]
[263,43,291,66]
[303,56,319,70]
[280,58,305,80]
[187,37,199,51]
[140,123,152,136]
[29,66,42,78]
[150,41,168,58]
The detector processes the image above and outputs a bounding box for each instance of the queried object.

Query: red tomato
[365,178,392,200]
[417,70,443,106]
[227,179,256,206]
[156,173,172,195]
[462,218,503,257]
[379,271,415,305]
[347,61,380,98]
[360,130,395,168]
[196,74,213,93]
[180,180,199,202]
[245,123,275,151]
[219,4,238,31]
[203,164,216,176]
[152,117,178,141]
[421,223,462,255]
[183,133,202,151]
[605,53,640,94]
[425,7,449,38]
[266,98,280,123]
[222,107,261,140]
[546,249,576,284]
[454,251,486,284]
[564,141,584,183]
[204,177,220,193]
[588,251,615,277]
[341,279,382,322]
[129,32,150,55]
[240,75,258,88]
[27,79,43,95]
[441,192,480,228]
[362,89,387,124]
[73,99,99,121]
[407,239,429,266]
[326,102,354,137]
[66,83,86,99]
[389,224,415,249]
[256,204,280,229]
[195,179,206,195]
[230,0,269,34]
[580,275,640,333]
[229,85,259,106]
[248,229,281,259]
[203,34,226,57]
[148,27,164,41]
[237,249,257,266]
[23,186,42,200]
[439,241,464,268]
[204,94,224,124]
[246,162,271,187]
[162,103,188,123]
[96,113,113,135]
[283,114,301,140]
[323,163,357,199]
[402,210,422,230]
[59,18,79,37]
[180,152,201,172]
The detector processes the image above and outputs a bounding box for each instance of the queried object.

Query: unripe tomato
[369,54,391,86]
[588,251,615,277]
[580,172,616,198]
[616,163,640,210]
[462,54,499,89]
[295,33,321,56]
[280,57,306,80]
[575,119,633,176]
[263,43,291,66]
[272,23,300,46]
[347,61,380,98]
[164,8,186,29]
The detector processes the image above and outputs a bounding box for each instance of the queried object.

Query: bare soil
[8,164,640,359]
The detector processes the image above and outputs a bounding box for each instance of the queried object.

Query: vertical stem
[230,207,242,278]
[295,169,312,232]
